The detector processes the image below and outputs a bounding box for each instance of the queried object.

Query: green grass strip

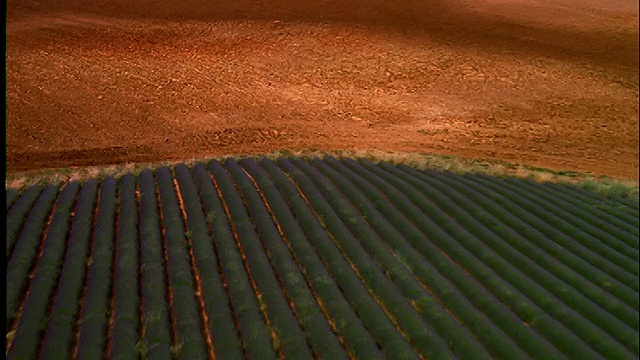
[452,174,639,309]
[403,168,638,354]
[276,158,421,360]
[7,182,80,360]
[109,174,141,360]
[372,161,608,359]
[464,174,639,277]
[6,188,19,211]
[387,163,635,359]
[530,181,639,235]
[490,175,638,252]
[256,158,387,360]
[138,169,172,360]
[6,185,44,259]
[174,164,243,359]
[40,180,98,359]
[312,156,493,359]
[236,159,350,360]
[6,184,59,329]
[193,162,276,360]
[216,159,315,359]
[76,177,117,360]
[155,167,209,359]
[336,156,548,359]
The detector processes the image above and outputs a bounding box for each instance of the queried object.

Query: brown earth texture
[6,0,639,178]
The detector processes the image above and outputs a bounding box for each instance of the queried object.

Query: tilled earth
[6,0,639,178]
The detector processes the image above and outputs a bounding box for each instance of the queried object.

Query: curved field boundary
[5,157,639,359]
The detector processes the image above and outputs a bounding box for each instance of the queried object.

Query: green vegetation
[7,150,638,201]
[6,157,639,359]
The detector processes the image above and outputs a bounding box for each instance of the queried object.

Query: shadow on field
[9,0,639,83]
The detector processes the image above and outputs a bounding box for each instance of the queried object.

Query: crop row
[5,157,639,359]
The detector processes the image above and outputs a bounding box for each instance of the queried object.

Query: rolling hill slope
[6,157,639,359]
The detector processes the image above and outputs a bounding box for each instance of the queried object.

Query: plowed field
[6,157,639,359]
[6,0,639,178]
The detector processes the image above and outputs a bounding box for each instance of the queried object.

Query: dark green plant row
[5,157,638,359]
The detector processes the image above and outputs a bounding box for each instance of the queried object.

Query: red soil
[6,0,639,178]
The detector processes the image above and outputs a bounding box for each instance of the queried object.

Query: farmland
[6,0,639,178]
[5,0,639,356]
[6,157,639,359]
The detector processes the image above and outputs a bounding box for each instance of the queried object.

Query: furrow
[371,161,610,359]
[155,171,180,358]
[257,158,386,360]
[7,182,80,360]
[175,163,243,360]
[392,166,638,355]
[105,183,121,360]
[6,188,19,211]
[192,162,276,359]
[277,157,421,360]
[155,167,209,359]
[75,177,118,360]
[138,169,172,360]
[458,172,639,284]
[70,181,102,360]
[39,179,98,359]
[518,179,638,237]
[335,156,545,359]
[108,174,141,360]
[6,185,45,260]
[7,184,60,330]
[350,157,566,359]
[488,175,639,254]
[430,171,640,314]
[239,158,352,360]
[220,159,317,359]
[311,156,492,359]
[208,163,283,359]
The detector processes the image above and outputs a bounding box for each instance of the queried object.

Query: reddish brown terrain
[6,0,639,178]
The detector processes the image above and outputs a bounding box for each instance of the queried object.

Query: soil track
[6,0,639,178]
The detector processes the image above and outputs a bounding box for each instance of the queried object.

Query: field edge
[5,149,639,201]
